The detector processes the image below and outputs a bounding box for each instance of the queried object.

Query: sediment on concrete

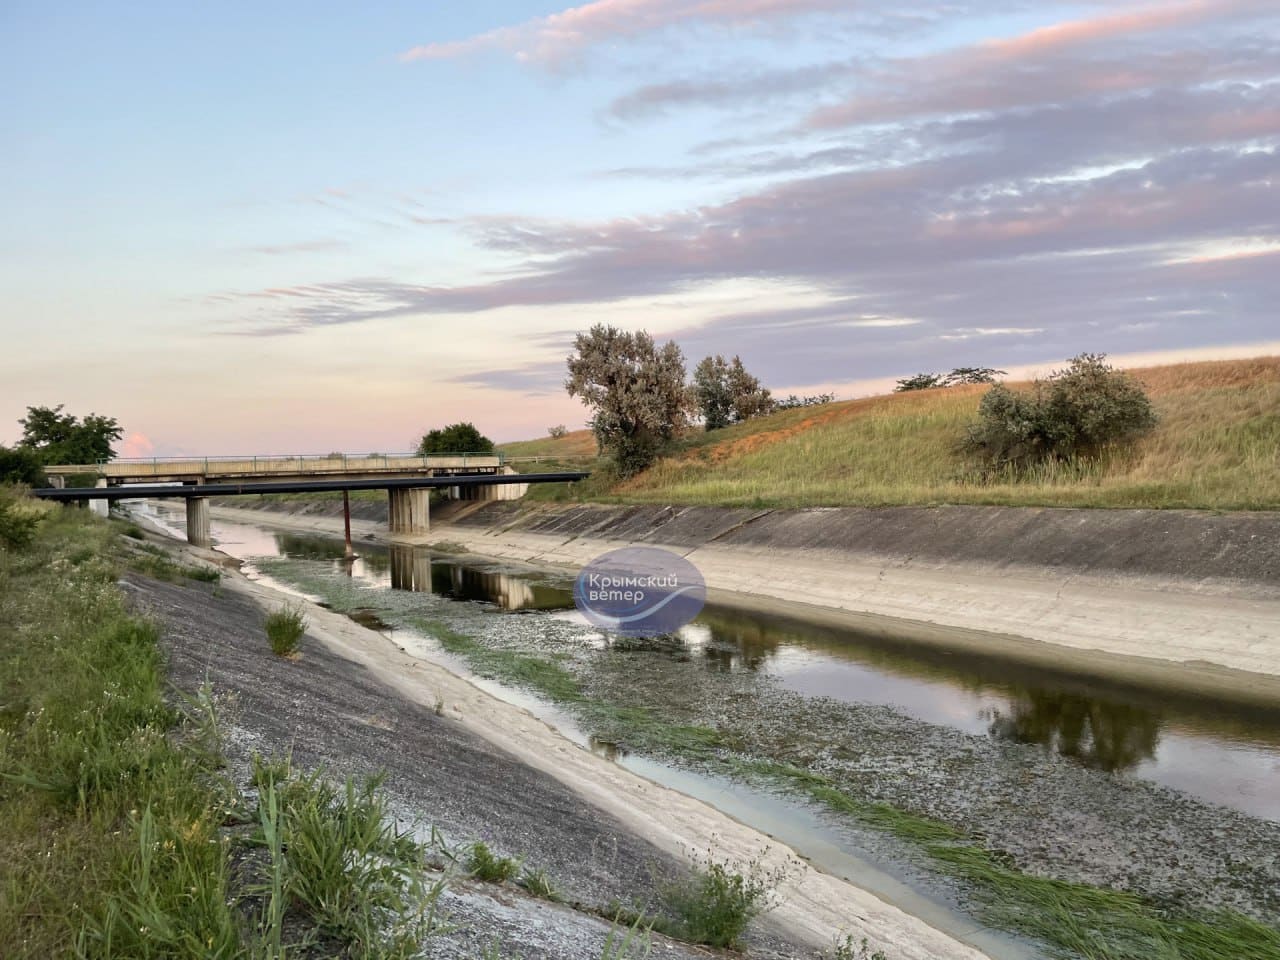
[208,499,1280,698]
[140,510,992,960]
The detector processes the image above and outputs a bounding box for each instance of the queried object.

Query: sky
[1,0,1277,457]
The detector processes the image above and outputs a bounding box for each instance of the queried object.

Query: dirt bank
[132,517,994,960]
[214,499,1280,701]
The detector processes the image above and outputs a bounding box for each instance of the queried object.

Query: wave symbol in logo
[573,547,707,637]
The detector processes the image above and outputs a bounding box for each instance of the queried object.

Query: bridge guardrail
[56,451,508,474]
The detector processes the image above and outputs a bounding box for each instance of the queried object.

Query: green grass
[264,603,307,656]
[250,759,444,957]
[519,867,559,900]
[418,620,586,703]
[414,620,725,759]
[728,760,1280,960]
[0,502,241,958]
[124,540,222,583]
[572,356,1280,511]
[466,841,520,883]
[0,496,451,958]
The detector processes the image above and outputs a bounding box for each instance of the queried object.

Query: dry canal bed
[142,503,1280,957]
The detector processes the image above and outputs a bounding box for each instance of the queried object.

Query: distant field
[523,357,1280,511]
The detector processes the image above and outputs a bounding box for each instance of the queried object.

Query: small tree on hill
[416,422,495,455]
[964,354,1156,470]
[565,324,692,476]
[897,368,1006,391]
[895,373,944,392]
[694,355,772,430]
[945,367,1006,385]
[693,356,734,431]
[18,404,122,463]
[727,356,773,423]
[547,424,568,439]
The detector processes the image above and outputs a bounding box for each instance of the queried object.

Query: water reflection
[696,607,1165,770]
[986,693,1161,771]
[687,605,1280,781]
[390,545,433,592]
[189,509,1280,819]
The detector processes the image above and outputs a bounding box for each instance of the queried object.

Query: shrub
[661,848,789,948]
[265,603,307,656]
[547,424,568,439]
[773,392,835,410]
[0,444,45,485]
[964,353,1156,471]
[467,841,519,882]
[0,494,41,550]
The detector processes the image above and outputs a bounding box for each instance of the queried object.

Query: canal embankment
[212,497,1280,701]
[183,498,1280,960]
[135,502,1001,960]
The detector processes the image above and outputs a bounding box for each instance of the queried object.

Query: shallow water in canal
[166,508,1280,824]
[136,503,1280,954]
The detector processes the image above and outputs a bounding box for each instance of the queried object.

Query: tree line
[0,405,123,486]
[565,324,784,476]
[561,325,1156,479]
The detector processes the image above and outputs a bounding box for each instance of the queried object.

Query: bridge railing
[47,452,507,475]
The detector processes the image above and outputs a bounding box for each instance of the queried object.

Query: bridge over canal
[35,453,588,548]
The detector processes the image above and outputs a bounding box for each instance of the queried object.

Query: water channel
[137,503,1280,956]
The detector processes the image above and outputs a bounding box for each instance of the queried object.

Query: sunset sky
[2,0,1277,457]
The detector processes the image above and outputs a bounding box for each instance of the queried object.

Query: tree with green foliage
[18,404,122,464]
[964,354,1156,470]
[565,324,692,476]
[0,445,45,486]
[726,356,773,423]
[897,368,1006,391]
[693,356,734,430]
[895,373,945,392]
[945,366,1006,385]
[694,355,773,431]
[415,422,494,455]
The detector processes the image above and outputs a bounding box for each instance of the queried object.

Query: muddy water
[161,506,1280,824]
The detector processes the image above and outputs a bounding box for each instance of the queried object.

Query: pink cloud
[807,0,1276,129]
[978,0,1243,61]
[119,432,155,459]
[400,0,846,64]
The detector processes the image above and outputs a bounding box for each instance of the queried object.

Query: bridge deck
[31,472,588,502]
[46,453,504,483]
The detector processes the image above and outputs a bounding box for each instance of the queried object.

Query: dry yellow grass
[600,356,1280,510]
[499,428,597,459]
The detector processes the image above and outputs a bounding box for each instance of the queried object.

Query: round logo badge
[573,546,706,637]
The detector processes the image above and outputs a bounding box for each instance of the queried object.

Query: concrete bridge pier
[186,497,211,548]
[388,488,430,538]
[89,478,109,518]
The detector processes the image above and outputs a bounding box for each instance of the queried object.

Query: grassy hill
[499,428,597,460]
[522,357,1280,511]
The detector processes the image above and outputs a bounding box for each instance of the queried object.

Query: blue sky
[2,0,1277,456]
